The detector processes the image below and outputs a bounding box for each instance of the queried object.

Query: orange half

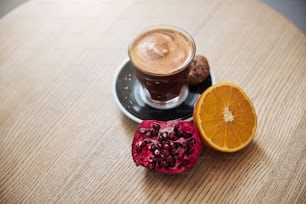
[193,82,257,152]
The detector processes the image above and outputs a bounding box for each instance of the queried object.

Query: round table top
[0,0,305,203]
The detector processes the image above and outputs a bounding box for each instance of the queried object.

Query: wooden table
[0,0,305,203]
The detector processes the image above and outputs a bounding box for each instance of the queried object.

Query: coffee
[128,26,196,109]
[129,28,195,75]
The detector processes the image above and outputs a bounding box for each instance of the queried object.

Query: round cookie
[187,55,210,86]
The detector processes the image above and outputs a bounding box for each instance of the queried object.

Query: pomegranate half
[132,120,202,174]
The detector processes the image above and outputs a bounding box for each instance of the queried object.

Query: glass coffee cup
[128,25,196,110]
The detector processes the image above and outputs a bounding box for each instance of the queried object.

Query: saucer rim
[112,58,216,123]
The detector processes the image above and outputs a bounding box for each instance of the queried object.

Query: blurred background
[0,0,305,34]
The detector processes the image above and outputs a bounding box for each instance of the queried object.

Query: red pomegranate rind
[132,120,201,174]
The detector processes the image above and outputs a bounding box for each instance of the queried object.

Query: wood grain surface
[0,0,305,203]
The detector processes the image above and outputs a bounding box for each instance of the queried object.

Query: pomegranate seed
[182,131,192,138]
[150,144,157,151]
[154,149,161,157]
[169,142,177,149]
[156,158,162,168]
[158,132,168,141]
[152,123,160,131]
[144,139,152,144]
[168,132,177,140]
[163,142,171,150]
[185,148,194,156]
[138,128,147,135]
[136,142,145,153]
[182,159,190,166]
[151,129,158,137]
[161,149,170,157]
[165,155,174,163]
[189,138,196,144]
[161,160,168,167]
[169,159,176,167]
[174,124,180,134]
[145,131,152,137]
[148,157,156,169]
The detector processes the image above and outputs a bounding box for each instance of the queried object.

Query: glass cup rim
[128,25,196,77]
